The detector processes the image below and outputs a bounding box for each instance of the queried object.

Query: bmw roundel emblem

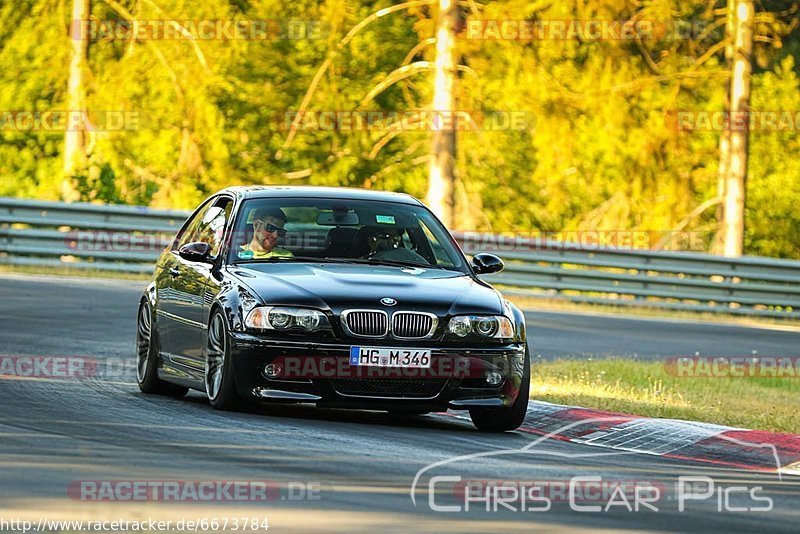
[380,297,397,306]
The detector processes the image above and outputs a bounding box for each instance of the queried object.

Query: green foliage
[0,0,798,257]
[0,0,69,198]
[747,55,800,257]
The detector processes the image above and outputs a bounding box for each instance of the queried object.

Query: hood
[227,263,502,316]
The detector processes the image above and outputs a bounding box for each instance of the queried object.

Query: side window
[200,198,233,257]
[174,200,214,250]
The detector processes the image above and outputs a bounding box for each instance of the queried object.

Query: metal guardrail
[453,232,800,319]
[0,197,798,318]
[0,197,189,274]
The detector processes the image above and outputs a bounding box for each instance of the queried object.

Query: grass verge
[508,293,800,329]
[531,359,800,433]
[0,264,151,282]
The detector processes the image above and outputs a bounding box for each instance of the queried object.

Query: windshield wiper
[363,258,448,270]
[233,255,352,264]
[234,255,459,272]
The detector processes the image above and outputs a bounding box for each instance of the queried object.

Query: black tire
[469,348,530,432]
[205,310,242,410]
[136,301,189,397]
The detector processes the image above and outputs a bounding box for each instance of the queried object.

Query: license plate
[349,347,431,368]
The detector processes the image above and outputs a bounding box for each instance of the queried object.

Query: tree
[720,0,754,257]
[425,0,458,227]
[63,0,89,202]
[713,1,736,254]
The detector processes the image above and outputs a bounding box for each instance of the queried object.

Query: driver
[239,207,294,259]
[365,226,428,264]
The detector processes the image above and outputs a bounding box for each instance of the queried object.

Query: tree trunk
[720,0,753,257]
[63,0,89,202]
[426,0,457,227]
[713,1,736,254]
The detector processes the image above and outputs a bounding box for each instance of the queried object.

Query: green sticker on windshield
[238,250,254,259]
[376,215,396,224]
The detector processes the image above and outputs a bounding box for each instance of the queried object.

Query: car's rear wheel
[469,349,530,432]
[205,310,242,410]
[136,301,188,397]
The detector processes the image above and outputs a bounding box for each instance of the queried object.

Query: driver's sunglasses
[254,220,287,236]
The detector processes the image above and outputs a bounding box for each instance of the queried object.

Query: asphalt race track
[526,310,800,360]
[1,274,799,532]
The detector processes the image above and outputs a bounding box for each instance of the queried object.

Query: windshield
[226,197,469,273]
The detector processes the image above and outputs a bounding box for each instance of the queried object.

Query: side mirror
[471,253,504,275]
[179,242,212,263]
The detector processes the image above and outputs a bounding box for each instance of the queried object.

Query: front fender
[505,299,527,345]
[143,282,157,307]
[212,280,262,333]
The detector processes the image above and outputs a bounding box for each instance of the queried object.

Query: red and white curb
[449,401,800,475]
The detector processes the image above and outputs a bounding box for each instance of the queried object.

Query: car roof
[217,185,424,206]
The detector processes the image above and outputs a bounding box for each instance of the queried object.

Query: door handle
[168,267,181,277]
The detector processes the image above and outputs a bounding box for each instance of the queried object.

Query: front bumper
[229,333,527,411]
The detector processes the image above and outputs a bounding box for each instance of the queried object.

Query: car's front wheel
[469,348,530,432]
[205,310,242,410]
[136,301,188,397]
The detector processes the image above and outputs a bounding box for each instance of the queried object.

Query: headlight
[449,316,472,337]
[245,306,329,332]
[447,315,514,339]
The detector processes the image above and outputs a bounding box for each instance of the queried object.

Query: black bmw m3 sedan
[136,186,529,431]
